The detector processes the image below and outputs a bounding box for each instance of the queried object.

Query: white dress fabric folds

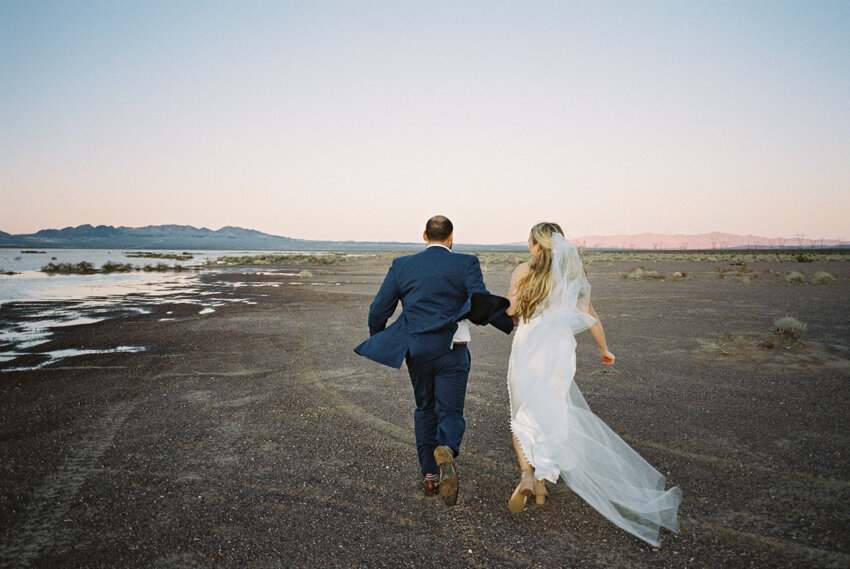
[508,234,681,547]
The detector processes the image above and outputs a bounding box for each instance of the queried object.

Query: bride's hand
[600,350,615,365]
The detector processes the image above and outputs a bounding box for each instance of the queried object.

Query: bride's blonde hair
[517,222,564,323]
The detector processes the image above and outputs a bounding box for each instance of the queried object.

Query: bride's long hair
[517,222,564,323]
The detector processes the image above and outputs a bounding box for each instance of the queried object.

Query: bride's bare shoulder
[511,262,531,279]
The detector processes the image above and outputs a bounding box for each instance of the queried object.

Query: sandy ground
[1,256,848,568]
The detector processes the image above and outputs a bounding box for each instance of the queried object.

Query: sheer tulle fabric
[508,235,681,547]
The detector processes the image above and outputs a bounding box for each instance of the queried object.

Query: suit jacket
[355,246,497,369]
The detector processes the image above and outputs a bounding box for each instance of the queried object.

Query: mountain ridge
[0,224,474,251]
[0,225,846,250]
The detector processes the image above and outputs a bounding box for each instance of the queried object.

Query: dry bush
[773,316,806,339]
[812,271,838,285]
[760,316,807,349]
[625,267,663,280]
[208,253,348,266]
[582,250,850,263]
[710,331,732,355]
[784,271,805,284]
[299,270,313,279]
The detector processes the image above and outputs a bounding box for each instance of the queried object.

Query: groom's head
[424,215,453,248]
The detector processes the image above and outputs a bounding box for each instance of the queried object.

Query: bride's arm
[587,301,615,365]
[506,263,529,322]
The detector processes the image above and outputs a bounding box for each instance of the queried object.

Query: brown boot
[422,473,439,495]
[434,446,458,506]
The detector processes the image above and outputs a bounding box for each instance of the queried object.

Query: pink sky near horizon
[2,2,849,244]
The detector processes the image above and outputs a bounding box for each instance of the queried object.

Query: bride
[504,222,681,547]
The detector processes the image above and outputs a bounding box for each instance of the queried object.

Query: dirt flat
[1,257,848,568]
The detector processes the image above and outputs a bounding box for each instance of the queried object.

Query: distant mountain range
[0,224,515,251]
[0,224,414,251]
[0,225,845,251]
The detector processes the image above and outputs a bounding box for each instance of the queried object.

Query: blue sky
[2,1,848,243]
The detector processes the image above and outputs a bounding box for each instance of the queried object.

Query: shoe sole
[508,488,533,513]
[434,447,458,506]
[508,493,527,513]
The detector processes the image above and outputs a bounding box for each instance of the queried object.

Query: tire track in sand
[0,400,136,569]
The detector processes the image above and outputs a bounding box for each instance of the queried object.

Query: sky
[2,1,849,244]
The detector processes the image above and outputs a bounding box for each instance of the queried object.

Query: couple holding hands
[355,216,681,547]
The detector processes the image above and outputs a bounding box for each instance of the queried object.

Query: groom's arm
[463,255,488,296]
[368,263,400,336]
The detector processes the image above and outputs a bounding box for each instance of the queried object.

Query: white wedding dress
[508,234,681,547]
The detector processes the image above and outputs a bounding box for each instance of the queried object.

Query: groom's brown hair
[425,215,453,242]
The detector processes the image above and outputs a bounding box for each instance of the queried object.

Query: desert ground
[1,253,848,568]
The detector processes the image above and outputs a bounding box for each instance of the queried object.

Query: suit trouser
[406,344,471,476]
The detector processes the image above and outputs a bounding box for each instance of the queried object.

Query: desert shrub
[812,271,838,285]
[784,271,805,284]
[126,251,194,260]
[101,262,135,273]
[708,331,732,355]
[626,268,645,280]
[41,261,96,274]
[142,263,170,272]
[625,267,663,280]
[208,253,348,266]
[578,250,850,264]
[742,276,751,284]
[773,316,806,340]
[299,270,313,279]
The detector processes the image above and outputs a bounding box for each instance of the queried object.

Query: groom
[355,215,512,506]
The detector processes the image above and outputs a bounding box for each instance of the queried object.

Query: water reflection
[0,270,251,370]
[0,266,323,371]
[2,346,146,371]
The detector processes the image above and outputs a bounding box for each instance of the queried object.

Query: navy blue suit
[355,245,488,475]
